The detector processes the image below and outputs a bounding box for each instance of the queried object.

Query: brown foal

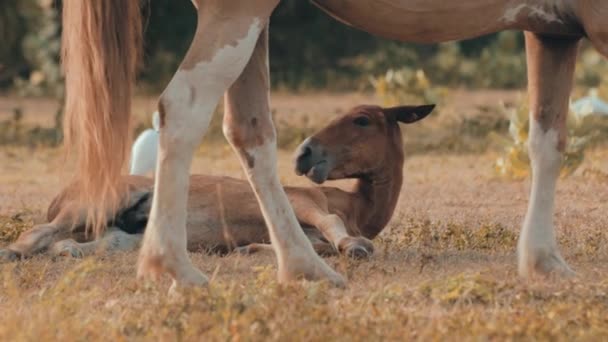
[0,104,433,262]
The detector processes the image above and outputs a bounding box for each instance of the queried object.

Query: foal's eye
[353,116,371,127]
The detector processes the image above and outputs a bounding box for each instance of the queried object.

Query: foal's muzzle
[294,138,332,184]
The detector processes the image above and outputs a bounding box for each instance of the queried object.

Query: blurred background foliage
[0,0,527,95]
[3,0,608,178]
[2,0,608,93]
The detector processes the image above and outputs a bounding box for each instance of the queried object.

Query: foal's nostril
[295,144,314,175]
[300,146,312,160]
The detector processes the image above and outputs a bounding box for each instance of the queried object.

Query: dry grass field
[1,90,608,341]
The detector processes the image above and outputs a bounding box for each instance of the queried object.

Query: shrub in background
[493,95,608,179]
[370,68,444,106]
[0,0,63,146]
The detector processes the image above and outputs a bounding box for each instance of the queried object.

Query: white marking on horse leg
[138,19,265,288]
[518,118,572,277]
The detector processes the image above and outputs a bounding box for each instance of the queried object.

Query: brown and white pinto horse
[58,1,607,288]
[0,104,433,262]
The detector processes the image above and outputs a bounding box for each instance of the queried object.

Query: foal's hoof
[338,236,374,259]
[57,246,84,259]
[51,240,84,258]
[0,248,20,262]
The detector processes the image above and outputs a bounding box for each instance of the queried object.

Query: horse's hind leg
[137,2,280,289]
[518,32,580,278]
[223,25,344,286]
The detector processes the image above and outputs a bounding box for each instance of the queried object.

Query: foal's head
[294,104,434,184]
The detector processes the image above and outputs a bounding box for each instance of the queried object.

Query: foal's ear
[383,104,435,124]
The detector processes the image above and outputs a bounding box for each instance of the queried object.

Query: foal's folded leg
[233,230,338,257]
[309,214,374,259]
[291,197,373,259]
[234,243,274,255]
[0,211,80,262]
[51,228,143,258]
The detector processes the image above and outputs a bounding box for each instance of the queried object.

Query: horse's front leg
[222,25,345,286]
[136,2,283,290]
[518,32,580,277]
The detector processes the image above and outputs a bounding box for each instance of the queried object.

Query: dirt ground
[1,91,607,340]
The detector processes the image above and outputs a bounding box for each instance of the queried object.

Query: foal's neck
[354,134,404,239]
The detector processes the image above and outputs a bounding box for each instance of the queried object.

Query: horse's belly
[312,0,583,42]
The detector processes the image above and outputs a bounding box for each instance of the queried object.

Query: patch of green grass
[379,218,518,253]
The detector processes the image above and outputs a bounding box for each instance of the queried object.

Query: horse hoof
[338,236,374,260]
[51,240,84,258]
[278,246,346,287]
[137,250,209,289]
[347,245,372,259]
[57,247,84,258]
[168,270,209,297]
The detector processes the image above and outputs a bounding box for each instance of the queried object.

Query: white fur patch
[502,3,563,24]
[130,128,158,175]
[518,118,562,269]
[502,4,527,23]
[522,119,561,246]
[163,18,264,149]
[320,214,349,246]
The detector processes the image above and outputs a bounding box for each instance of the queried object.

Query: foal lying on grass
[0,104,434,261]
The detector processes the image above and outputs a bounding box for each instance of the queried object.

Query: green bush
[370,68,445,106]
[3,2,608,93]
[493,94,608,179]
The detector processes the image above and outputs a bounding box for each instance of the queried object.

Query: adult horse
[61,1,606,289]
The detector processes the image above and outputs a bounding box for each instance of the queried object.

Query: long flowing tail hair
[62,1,143,236]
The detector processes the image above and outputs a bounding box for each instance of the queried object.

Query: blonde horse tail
[62,1,142,236]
